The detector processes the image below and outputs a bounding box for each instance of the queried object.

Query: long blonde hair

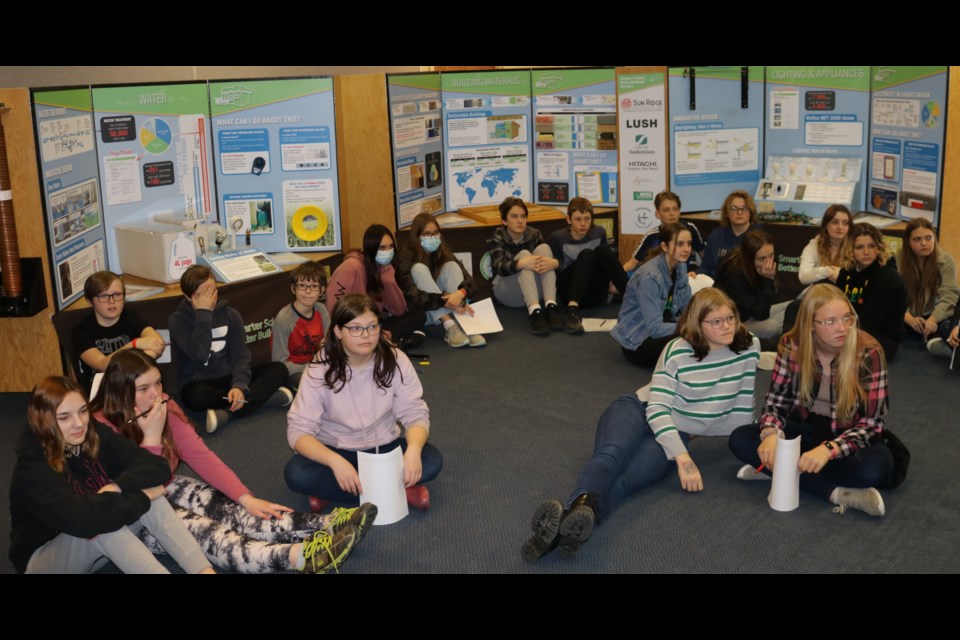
[782,284,881,424]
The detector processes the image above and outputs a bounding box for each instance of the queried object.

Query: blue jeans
[728,419,894,501]
[567,395,688,521]
[284,438,444,504]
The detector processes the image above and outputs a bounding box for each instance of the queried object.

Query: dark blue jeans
[729,418,894,501]
[567,395,689,521]
[284,438,443,504]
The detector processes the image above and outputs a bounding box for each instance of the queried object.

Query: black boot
[557,493,599,560]
[520,500,563,563]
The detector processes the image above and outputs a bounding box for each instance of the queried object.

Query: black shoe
[557,493,598,559]
[397,331,426,352]
[529,308,550,335]
[544,303,564,331]
[564,306,584,335]
[520,500,563,563]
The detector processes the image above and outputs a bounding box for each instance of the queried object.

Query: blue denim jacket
[611,254,690,350]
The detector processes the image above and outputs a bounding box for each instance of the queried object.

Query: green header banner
[209,78,332,116]
[531,68,614,95]
[766,66,871,91]
[92,83,210,116]
[441,70,531,96]
[33,88,93,112]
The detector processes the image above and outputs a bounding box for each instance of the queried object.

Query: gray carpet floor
[2,305,959,573]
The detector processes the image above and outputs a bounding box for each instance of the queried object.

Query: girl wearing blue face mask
[396,213,483,348]
[326,225,427,350]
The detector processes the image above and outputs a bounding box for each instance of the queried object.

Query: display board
[617,71,668,235]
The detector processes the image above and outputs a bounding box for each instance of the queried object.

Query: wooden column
[939,67,960,258]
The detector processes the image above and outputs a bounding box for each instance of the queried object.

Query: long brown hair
[843,223,892,270]
[89,349,181,469]
[899,218,942,315]
[677,288,753,360]
[817,204,851,266]
[781,284,882,424]
[722,229,776,290]
[408,213,457,278]
[28,376,100,473]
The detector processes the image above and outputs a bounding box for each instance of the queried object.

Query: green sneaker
[327,503,378,542]
[299,526,358,574]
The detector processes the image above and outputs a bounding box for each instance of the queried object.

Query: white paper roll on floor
[768,434,801,512]
[358,447,409,525]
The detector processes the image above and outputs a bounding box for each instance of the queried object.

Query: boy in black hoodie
[169,265,291,433]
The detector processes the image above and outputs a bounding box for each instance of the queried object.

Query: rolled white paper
[358,447,409,525]
[768,433,801,512]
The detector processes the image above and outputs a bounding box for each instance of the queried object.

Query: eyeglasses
[729,206,750,214]
[702,314,738,329]
[420,231,442,239]
[295,283,323,292]
[343,323,381,337]
[94,292,125,303]
[814,314,857,328]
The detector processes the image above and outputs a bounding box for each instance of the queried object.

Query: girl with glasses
[89,349,371,573]
[397,212,484,348]
[836,223,907,361]
[70,271,165,392]
[730,284,898,517]
[285,294,443,513]
[700,190,764,278]
[522,289,759,562]
[898,218,959,358]
[326,224,428,351]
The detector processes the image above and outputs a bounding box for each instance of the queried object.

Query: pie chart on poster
[291,205,328,242]
[140,118,172,155]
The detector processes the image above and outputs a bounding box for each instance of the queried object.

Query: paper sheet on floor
[454,297,503,335]
[582,318,617,332]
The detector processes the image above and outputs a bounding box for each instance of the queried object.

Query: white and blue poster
[92,83,216,272]
[532,68,617,206]
[668,67,764,212]
[210,78,341,252]
[617,72,668,235]
[869,67,948,223]
[32,88,108,309]
[441,70,532,210]
[387,73,444,227]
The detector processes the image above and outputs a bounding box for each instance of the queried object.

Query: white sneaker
[736,463,771,481]
[927,337,954,358]
[468,334,486,347]
[444,323,470,348]
[758,351,777,371]
[833,487,885,516]
[206,409,231,433]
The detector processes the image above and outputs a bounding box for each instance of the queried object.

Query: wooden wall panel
[939,67,960,259]
[0,88,62,391]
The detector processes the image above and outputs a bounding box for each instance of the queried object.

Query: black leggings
[558,244,628,308]
[621,335,675,367]
[382,308,428,341]
[180,362,289,416]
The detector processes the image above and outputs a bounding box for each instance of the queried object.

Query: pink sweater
[96,397,250,502]
[287,350,429,452]
[325,252,408,318]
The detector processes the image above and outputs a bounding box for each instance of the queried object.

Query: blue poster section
[32,88,109,310]
[441,71,533,210]
[668,68,764,212]
[210,78,341,252]
[532,71,617,206]
[387,74,444,228]
[91,84,217,273]
[868,68,948,224]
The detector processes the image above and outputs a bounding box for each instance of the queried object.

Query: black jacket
[837,260,908,360]
[717,259,778,321]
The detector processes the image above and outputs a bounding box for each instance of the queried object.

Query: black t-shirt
[70,309,149,390]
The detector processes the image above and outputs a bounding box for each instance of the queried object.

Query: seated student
[836,223,907,361]
[326,224,427,349]
[285,294,443,513]
[547,197,628,334]
[488,197,562,335]
[799,204,851,287]
[899,218,960,358]
[92,350,372,574]
[70,271,165,392]
[9,376,214,574]
[396,212,484,348]
[521,289,760,562]
[730,284,898,517]
[168,265,291,433]
[716,229,790,341]
[611,222,692,367]
[622,191,704,273]
[700,190,765,278]
[272,261,331,389]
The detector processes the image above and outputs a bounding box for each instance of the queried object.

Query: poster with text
[441,70,532,209]
[668,67,764,212]
[32,87,107,309]
[765,66,871,215]
[617,72,668,235]
[869,66,947,223]
[388,74,444,227]
[92,83,215,272]
[532,68,617,207]
[210,78,341,251]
